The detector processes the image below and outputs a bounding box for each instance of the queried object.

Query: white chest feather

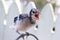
[15,18,35,31]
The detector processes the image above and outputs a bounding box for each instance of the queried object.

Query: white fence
[0,0,60,40]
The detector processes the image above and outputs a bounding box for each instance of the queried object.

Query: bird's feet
[16,32,29,40]
[16,32,39,40]
[16,33,25,40]
[26,32,39,40]
[16,30,21,34]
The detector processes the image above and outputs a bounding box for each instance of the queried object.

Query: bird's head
[30,8,40,21]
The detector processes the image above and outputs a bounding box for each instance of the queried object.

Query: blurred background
[22,0,56,10]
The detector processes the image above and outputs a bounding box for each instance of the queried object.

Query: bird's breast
[17,18,35,31]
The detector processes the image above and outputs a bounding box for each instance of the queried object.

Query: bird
[13,8,40,40]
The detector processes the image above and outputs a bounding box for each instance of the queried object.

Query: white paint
[53,15,60,40]
[0,1,5,40]
[15,0,22,14]
[23,1,36,15]
[2,0,13,14]
[38,3,53,40]
[4,1,20,40]
[3,19,7,26]
[1,1,60,40]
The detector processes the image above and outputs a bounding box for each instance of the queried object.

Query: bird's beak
[34,13,39,20]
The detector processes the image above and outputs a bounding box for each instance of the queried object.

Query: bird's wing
[14,14,29,23]
[19,14,28,20]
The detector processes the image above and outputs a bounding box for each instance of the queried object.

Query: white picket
[0,1,57,40]
[4,2,20,40]
[52,14,60,40]
[2,0,13,14]
[0,1,5,40]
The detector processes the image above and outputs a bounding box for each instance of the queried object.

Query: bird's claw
[16,34,25,40]
[16,32,38,40]
[16,32,30,40]
[25,32,29,39]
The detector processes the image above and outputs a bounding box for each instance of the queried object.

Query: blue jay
[14,8,40,40]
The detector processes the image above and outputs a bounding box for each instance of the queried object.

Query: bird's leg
[25,32,29,38]
[16,33,25,40]
[16,30,21,34]
[25,32,39,40]
[16,32,39,40]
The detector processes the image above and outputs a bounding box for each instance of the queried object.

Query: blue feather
[19,14,28,20]
[14,16,18,23]
[14,14,28,23]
